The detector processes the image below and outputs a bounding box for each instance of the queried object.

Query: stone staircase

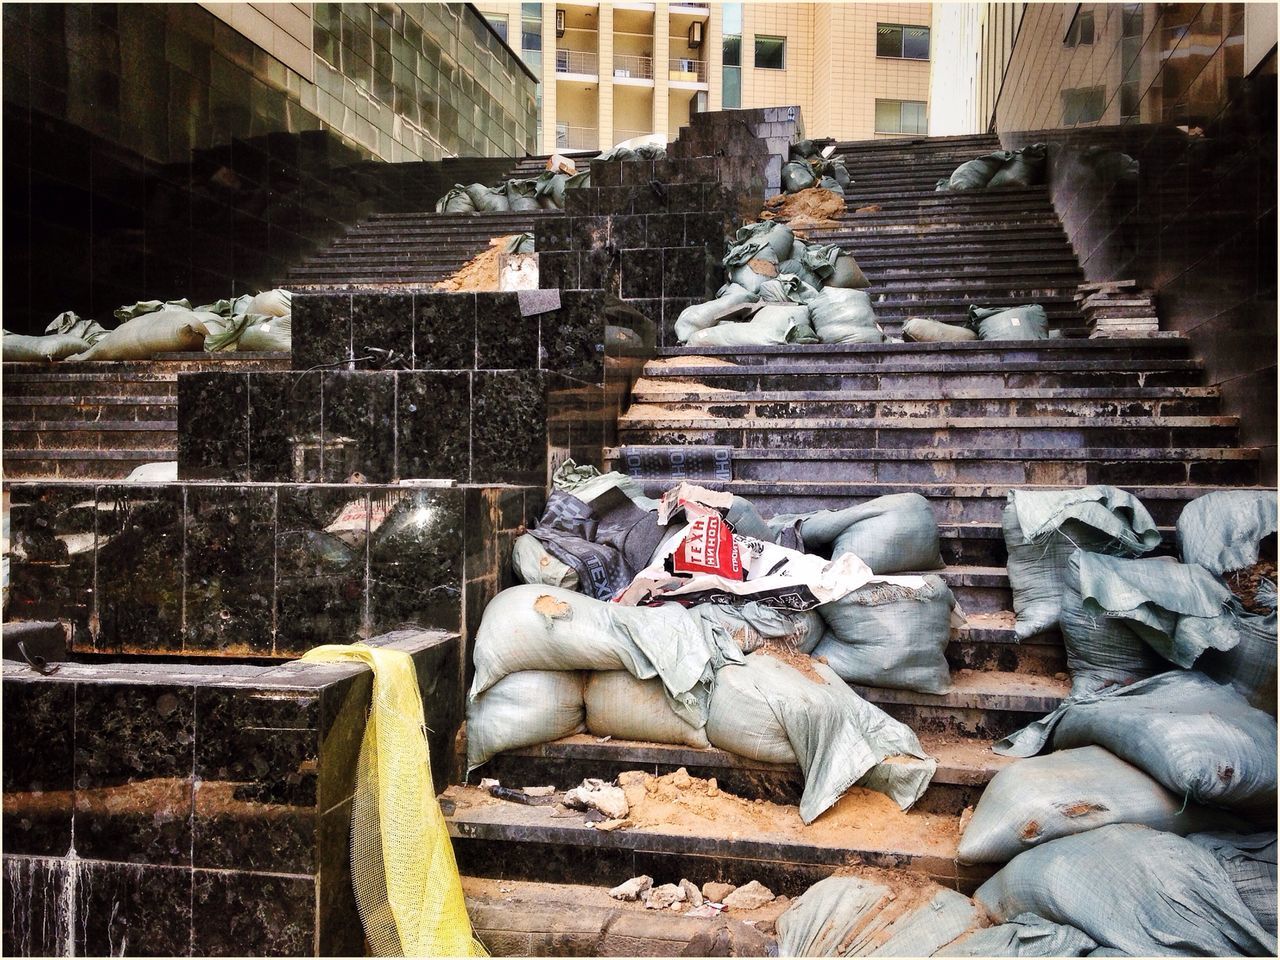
[284,152,593,289]
[440,132,1268,905]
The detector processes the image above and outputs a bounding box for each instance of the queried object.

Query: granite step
[634,480,1261,526]
[820,186,1050,205]
[606,444,1259,487]
[648,338,1193,364]
[0,448,176,479]
[469,733,1020,819]
[4,396,177,422]
[3,420,179,450]
[0,374,182,398]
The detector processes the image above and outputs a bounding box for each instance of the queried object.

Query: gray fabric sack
[958,745,1248,864]
[935,913,1097,957]
[813,576,955,695]
[967,304,1049,341]
[1188,831,1278,936]
[902,317,978,342]
[1176,489,1277,577]
[686,303,816,347]
[1198,599,1278,714]
[809,288,884,344]
[584,671,711,748]
[771,493,943,574]
[974,823,1277,957]
[674,286,758,342]
[994,670,1278,812]
[466,669,585,771]
[1002,485,1162,641]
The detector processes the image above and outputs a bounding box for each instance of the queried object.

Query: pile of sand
[433,235,521,292]
[760,187,846,231]
[1227,559,1277,614]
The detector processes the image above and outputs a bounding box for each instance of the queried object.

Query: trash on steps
[488,784,557,806]
[435,168,590,213]
[995,670,1277,811]
[1002,485,1161,641]
[562,778,630,820]
[974,823,1277,957]
[720,880,775,911]
[1075,280,1160,337]
[609,875,653,901]
[760,186,847,230]
[957,745,1249,864]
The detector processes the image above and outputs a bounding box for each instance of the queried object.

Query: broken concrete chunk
[680,878,705,907]
[645,883,687,910]
[522,785,555,797]
[609,875,653,901]
[722,880,775,911]
[591,818,632,832]
[479,778,500,790]
[702,881,737,904]
[563,778,630,820]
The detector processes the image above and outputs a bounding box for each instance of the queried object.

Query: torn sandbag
[773,493,943,575]
[1187,831,1278,935]
[44,310,107,346]
[2,332,92,362]
[1061,551,1238,697]
[813,576,957,695]
[1003,485,1162,641]
[113,298,192,322]
[705,652,936,822]
[465,669,585,771]
[987,143,1047,189]
[995,670,1278,811]
[584,671,711,748]
[504,180,541,212]
[777,257,824,290]
[808,288,884,344]
[776,875,981,958]
[1198,599,1277,714]
[958,745,1249,865]
[725,221,796,266]
[1177,490,1278,578]
[902,317,978,342]
[938,151,1013,191]
[728,250,781,296]
[967,304,1049,341]
[468,584,743,728]
[686,303,817,347]
[67,309,211,361]
[757,274,822,305]
[935,913,1098,957]
[673,287,759,342]
[974,823,1277,957]
[511,532,581,590]
[436,185,476,213]
[694,602,827,655]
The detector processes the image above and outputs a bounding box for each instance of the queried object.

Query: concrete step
[3,396,177,422]
[0,448,176,479]
[606,444,1259,487]
[3,420,178,450]
[469,733,1019,820]
[636,480,1264,526]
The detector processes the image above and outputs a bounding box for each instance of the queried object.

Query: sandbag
[468,584,743,729]
[44,310,107,345]
[674,288,760,343]
[968,304,1049,341]
[686,303,815,347]
[757,274,821,305]
[437,185,476,213]
[826,254,869,289]
[936,913,1097,957]
[1188,831,1278,936]
[511,531,580,590]
[471,185,510,212]
[790,139,821,160]
[1002,486,1161,641]
[1177,490,1277,577]
[974,823,1277,957]
[113,298,191,322]
[235,316,291,353]
[1198,602,1277,714]
[995,670,1278,811]
[987,143,1047,189]
[941,151,1012,191]
[813,576,955,694]
[728,253,779,296]
[958,746,1248,864]
[725,222,794,266]
[465,670,585,771]
[782,160,818,193]
[248,289,291,317]
[776,875,982,958]
[1,333,91,361]
[67,309,209,361]
[902,317,977,342]
[1062,551,1238,697]
[777,258,823,290]
[809,288,884,344]
[504,180,541,211]
[817,175,844,195]
[770,494,943,575]
[705,652,936,822]
[584,671,711,748]
[694,602,827,655]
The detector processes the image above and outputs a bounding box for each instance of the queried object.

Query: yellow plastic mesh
[301,644,486,957]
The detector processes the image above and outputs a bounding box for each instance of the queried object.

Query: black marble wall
[1,628,458,957]
[669,106,805,213]
[4,481,540,660]
[995,3,1277,481]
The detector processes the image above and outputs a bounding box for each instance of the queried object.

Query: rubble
[702,881,737,904]
[433,235,523,292]
[680,878,705,907]
[609,875,653,901]
[722,880,776,911]
[563,778,630,820]
[644,883,687,910]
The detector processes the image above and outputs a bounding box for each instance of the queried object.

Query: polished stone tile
[95,484,184,653]
[177,372,249,480]
[1,678,74,857]
[472,370,546,484]
[292,292,351,371]
[73,681,195,866]
[413,292,476,369]
[184,485,276,655]
[351,291,412,367]
[191,870,314,957]
[316,800,363,956]
[75,859,194,957]
[320,370,396,483]
[4,485,95,646]
[246,371,323,482]
[2,855,73,957]
[475,293,536,369]
[395,371,471,480]
[367,488,465,634]
[540,293,605,382]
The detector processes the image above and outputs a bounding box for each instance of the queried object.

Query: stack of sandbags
[935,143,1047,192]
[435,169,591,214]
[782,139,852,196]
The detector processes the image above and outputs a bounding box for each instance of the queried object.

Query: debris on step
[679,918,774,957]
[681,878,705,907]
[722,880,776,911]
[760,186,846,230]
[703,881,737,903]
[522,785,556,797]
[433,235,523,293]
[563,777,630,820]
[609,875,653,901]
[590,817,632,832]
[488,784,556,806]
[645,883,688,910]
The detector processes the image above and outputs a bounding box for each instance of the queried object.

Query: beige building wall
[202,3,314,81]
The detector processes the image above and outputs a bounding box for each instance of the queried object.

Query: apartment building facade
[476,1,933,153]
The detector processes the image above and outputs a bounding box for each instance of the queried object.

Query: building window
[876,24,930,60]
[1065,9,1095,46]
[723,2,742,36]
[724,35,741,67]
[875,99,928,134]
[754,36,785,70]
[1062,86,1105,124]
[723,3,742,108]
[521,2,541,51]
[487,14,509,44]
[724,66,741,107]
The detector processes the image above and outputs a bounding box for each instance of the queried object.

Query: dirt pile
[760,187,846,231]
[433,235,520,292]
[1227,559,1277,613]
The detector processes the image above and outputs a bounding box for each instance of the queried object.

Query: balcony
[556,48,599,76]
[556,124,598,150]
[613,54,654,80]
[668,57,708,83]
